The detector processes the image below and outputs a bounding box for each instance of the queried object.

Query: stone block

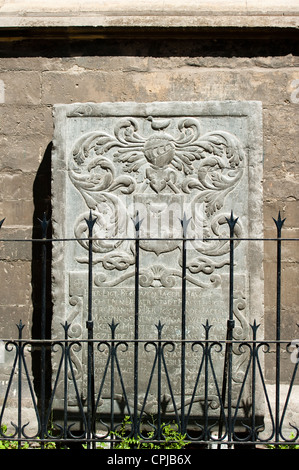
[0,72,41,105]
[0,305,31,339]
[264,200,298,230]
[264,261,299,312]
[0,134,46,172]
[0,199,34,226]
[0,261,31,307]
[52,100,264,422]
[0,106,52,136]
[41,69,298,106]
[0,172,36,201]
[0,227,33,261]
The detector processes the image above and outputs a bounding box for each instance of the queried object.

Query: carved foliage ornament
[69,115,245,287]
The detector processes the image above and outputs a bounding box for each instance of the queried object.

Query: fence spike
[155,320,165,333]
[225,210,238,231]
[131,210,143,233]
[60,321,71,333]
[109,318,119,333]
[202,319,212,332]
[85,210,97,234]
[0,218,5,229]
[250,320,260,335]
[16,320,25,332]
[37,213,50,238]
[179,212,192,237]
[273,211,286,231]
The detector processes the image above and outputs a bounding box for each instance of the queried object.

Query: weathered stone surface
[0,199,34,226]
[41,70,299,106]
[1,0,298,14]
[0,0,298,30]
[52,100,263,418]
[0,135,45,172]
[0,261,31,306]
[0,106,52,136]
[0,72,41,105]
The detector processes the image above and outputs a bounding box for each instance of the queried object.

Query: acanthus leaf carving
[69,115,245,289]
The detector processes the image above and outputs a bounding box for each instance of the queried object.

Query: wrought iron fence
[0,212,298,450]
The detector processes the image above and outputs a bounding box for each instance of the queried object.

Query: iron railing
[0,212,298,450]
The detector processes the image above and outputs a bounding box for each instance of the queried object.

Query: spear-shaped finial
[38,213,50,238]
[108,318,119,335]
[131,210,143,235]
[225,210,239,232]
[180,212,192,238]
[155,320,165,335]
[250,319,260,337]
[273,211,286,233]
[85,210,97,235]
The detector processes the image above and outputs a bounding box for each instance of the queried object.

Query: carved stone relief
[52,101,263,419]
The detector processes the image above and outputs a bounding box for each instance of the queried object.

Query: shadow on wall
[31,142,53,403]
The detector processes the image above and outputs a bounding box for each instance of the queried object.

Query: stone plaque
[52,102,263,422]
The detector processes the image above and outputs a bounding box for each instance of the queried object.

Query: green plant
[0,417,189,449]
[153,423,188,449]
[0,424,29,449]
[112,416,189,449]
[267,433,299,449]
[111,415,139,449]
[0,424,60,449]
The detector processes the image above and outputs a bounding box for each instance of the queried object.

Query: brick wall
[0,33,297,385]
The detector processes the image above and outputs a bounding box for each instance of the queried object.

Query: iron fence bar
[253,340,275,443]
[137,322,164,442]
[185,337,205,440]
[1,337,297,345]
[203,321,212,440]
[133,211,142,440]
[62,322,70,441]
[1,236,298,243]
[218,211,238,447]
[231,321,265,443]
[110,321,116,444]
[0,327,41,446]
[37,213,50,449]
[85,211,97,449]
[17,320,25,449]
[0,338,22,440]
[156,322,163,441]
[250,321,259,440]
[273,212,285,444]
[180,213,191,435]
[278,339,299,440]
[227,212,238,447]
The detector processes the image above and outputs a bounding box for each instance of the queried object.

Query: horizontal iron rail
[0,338,297,344]
[0,211,298,449]
[0,237,297,242]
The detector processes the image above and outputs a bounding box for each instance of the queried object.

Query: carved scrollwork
[71,117,243,182]
[74,209,125,255]
[69,114,245,289]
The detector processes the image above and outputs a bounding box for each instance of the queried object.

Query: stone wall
[0,3,298,430]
